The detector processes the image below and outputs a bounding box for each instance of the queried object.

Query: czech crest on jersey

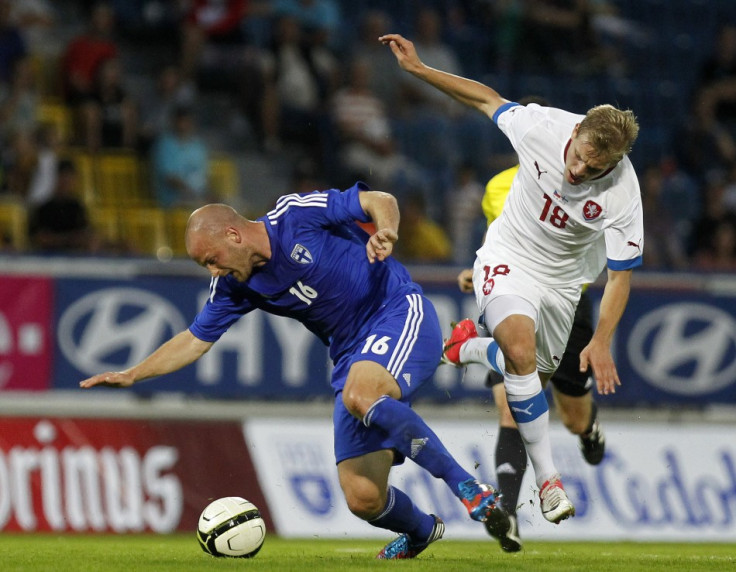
[583,200,602,221]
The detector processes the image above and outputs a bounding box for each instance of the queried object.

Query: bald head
[185,203,242,251]
[185,203,270,281]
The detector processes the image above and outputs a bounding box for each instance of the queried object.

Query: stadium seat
[88,206,121,245]
[118,207,168,257]
[208,155,240,201]
[37,100,74,144]
[62,148,96,205]
[94,152,152,207]
[30,52,63,98]
[166,208,192,257]
[0,201,28,251]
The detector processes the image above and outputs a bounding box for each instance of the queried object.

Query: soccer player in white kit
[380,33,643,525]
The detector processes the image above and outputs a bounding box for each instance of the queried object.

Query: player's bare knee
[341,388,368,419]
[500,342,536,373]
[343,486,384,520]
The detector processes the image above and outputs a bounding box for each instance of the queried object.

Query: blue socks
[363,395,473,493]
[369,486,436,541]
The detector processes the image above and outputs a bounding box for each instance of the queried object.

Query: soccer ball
[196,497,266,558]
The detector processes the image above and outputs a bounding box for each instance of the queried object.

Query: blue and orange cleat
[441,319,478,366]
[376,515,445,559]
[458,478,500,522]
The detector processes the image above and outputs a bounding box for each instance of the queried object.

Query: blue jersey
[189,182,423,361]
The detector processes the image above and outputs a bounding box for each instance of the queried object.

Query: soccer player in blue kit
[80,182,498,559]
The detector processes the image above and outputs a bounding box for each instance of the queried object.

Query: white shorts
[472,256,581,374]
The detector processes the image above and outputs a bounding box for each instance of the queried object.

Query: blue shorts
[332,293,443,464]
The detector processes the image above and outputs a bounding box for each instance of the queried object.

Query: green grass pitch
[0,534,733,571]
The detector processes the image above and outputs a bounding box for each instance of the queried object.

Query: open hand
[579,342,621,395]
[378,34,424,74]
[79,371,135,389]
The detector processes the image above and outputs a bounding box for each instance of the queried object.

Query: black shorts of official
[485,290,594,397]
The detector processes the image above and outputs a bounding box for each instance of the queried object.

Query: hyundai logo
[627,303,736,395]
[58,288,187,374]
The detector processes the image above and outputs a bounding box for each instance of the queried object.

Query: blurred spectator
[694,23,736,127]
[61,2,119,106]
[0,0,27,84]
[473,0,524,73]
[446,162,485,265]
[399,7,464,116]
[390,7,462,198]
[272,0,340,49]
[441,2,492,79]
[255,14,338,152]
[656,159,701,254]
[588,0,650,58]
[330,56,429,197]
[151,106,211,208]
[26,123,61,206]
[690,175,735,257]
[640,163,688,270]
[29,159,99,253]
[673,93,736,183]
[693,218,736,272]
[7,0,55,56]
[109,0,180,42]
[79,57,138,150]
[0,56,39,143]
[724,164,736,214]
[394,192,452,263]
[179,0,252,84]
[348,10,401,108]
[521,0,614,76]
[138,64,196,152]
[290,155,325,193]
[1,129,37,199]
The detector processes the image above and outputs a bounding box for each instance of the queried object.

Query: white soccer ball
[196,497,266,558]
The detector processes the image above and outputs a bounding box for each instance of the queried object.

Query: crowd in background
[0,0,735,271]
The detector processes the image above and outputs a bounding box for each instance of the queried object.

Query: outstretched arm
[79,329,213,388]
[359,190,399,263]
[379,33,509,119]
[579,269,632,395]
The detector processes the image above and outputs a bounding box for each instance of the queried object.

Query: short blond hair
[578,104,639,163]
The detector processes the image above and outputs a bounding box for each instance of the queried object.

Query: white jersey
[477,102,643,287]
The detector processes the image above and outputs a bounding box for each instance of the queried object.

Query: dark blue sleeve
[325,181,372,225]
[188,277,254,342]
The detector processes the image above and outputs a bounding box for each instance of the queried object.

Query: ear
[225,227,242,243]
[571,123,580,138]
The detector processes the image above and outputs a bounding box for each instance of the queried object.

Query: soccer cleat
[375,515,445,559]
[441,319,478,366]
[484,508,522,553]
[539,475,575,524]
[579,418,606,465]
[458,478,499,522]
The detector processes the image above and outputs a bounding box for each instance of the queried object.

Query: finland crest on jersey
[290,244,313,264]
